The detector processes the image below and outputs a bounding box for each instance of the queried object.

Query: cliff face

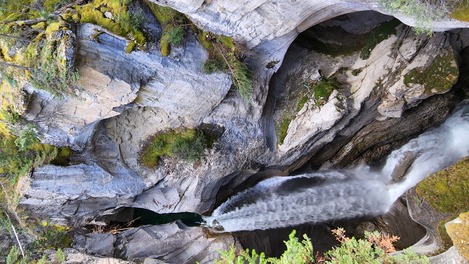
[4,0,469,262]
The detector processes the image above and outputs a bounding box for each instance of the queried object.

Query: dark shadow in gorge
[237,10,469,258]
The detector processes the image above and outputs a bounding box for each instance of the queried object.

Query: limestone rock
[430,246,469,264]
[74,223,237,263]
[18,163,146,224]
[61,248,132,264]
[271,16,459,165]
[13,2,469,263]
[156,0,469,54]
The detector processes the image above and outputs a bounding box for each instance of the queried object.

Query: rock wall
[13,1,469,262]
[270,16,460,168]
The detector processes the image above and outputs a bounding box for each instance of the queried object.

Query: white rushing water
[202,103,469,232]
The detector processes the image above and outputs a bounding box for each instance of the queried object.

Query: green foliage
[215,229,428,264]
[277,113,292,145]
[14,125,38,152]
[270,230,314,264]
[275,75,339,145]
[0,127,71,186]
[145,2,187,56]
[44,0,74,13]
[29,221,72,251]
[326,228,428,264]
[203,58,225,74]
[30,39,80,96]
[165,26,185,46]
[377,0,446,35]
[198,32,253,100]
[139,128,208,168]
[6,246,22,264]
[172,132,207,162]
[55,248,66,262]
[392,248,430,264]
[215,230,312,264]
[215,246,267,264]
[0,109,21,124]
[403,51,458,94]
[360,19,400,59]
[301,77,339,108]
[75,0,146,50]
[37,255,48,264]
[326,233,386,263]
[229,58,253,100]
[416,156,469,250]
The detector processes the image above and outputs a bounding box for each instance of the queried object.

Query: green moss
[451,1,469,21]
[446,212,469,260]
[404,51,458,94]
[160,37,170,57]
[360,19,400,60]
[416,157,469,214]
[75,0,146,51]
[143,1,187,56]
[146,3,180,25]
[415,157,469,253]
[125,41,136,53]
[438,218,454,250]
[198,32,213,50]
[44,0,70,13]
[277,113,293,145]
[139,128,208,168]
[0,0,38,21]
[31,22,47,30]
[45,21,65,35]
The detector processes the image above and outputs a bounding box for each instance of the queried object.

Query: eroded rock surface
[270,15,460,168]
[73,223,237,263]
[13,2,469,263]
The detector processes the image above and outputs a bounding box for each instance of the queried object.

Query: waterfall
[202,102,469,232]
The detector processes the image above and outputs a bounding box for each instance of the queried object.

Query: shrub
[198,32,253,100]
[214,229,428,264]
[139,128,208,168]
[327,228,428,264]
[6,246,22,264]
[165,26,185,46]
[215,230,313,264]
[172,132,206,162]
[14,125,38,152]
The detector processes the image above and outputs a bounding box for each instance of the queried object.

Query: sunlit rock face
[24,23,232,150]
[157,0,469,47]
